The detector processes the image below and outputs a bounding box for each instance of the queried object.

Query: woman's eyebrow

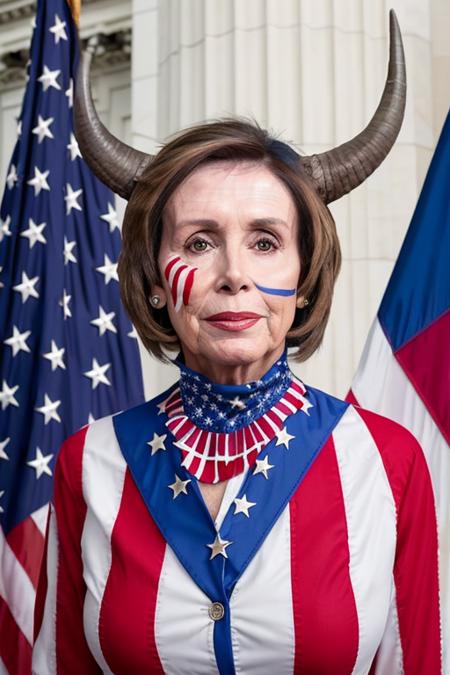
[175,217,289,230]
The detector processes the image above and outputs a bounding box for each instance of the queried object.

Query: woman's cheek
[162,254,198,312]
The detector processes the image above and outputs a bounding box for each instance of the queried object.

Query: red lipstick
[205,312,262,332]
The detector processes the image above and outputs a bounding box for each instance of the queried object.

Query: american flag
[0,1,144,672]
[348,111,450,672]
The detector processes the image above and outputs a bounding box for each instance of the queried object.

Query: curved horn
[74,36,153,200]
[301,10,406,204]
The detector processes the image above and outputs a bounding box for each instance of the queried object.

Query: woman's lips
[204,312,263,332]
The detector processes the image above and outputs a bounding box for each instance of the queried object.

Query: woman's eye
[188,238,210,252]
[256,238,277,251]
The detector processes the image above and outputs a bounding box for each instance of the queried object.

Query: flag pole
[66,0,81,27]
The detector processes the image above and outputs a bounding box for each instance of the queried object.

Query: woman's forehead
[163,160,297,226]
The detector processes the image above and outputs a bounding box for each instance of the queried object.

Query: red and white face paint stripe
[164,255,198,311]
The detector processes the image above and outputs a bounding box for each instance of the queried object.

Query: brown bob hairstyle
[117,118,341,363]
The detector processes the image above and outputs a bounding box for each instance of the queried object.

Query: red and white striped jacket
[32,384,441,674]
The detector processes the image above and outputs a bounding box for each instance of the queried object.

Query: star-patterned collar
[158,351,312,483]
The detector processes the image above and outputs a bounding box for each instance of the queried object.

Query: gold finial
[66,0,81,27]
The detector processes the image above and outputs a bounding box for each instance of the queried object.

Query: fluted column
[132,0,437,397]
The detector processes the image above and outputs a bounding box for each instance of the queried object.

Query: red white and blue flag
[0,1,144,672]
[348,111,450,671]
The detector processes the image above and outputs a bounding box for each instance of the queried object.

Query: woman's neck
[181,344,286,385]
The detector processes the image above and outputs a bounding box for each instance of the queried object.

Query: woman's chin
[197,335,279,369]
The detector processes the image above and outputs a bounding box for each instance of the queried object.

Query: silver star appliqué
[253,455,274,479]
[207,534,233,560]
[148,432,167,455]
[275,426,295,450]
[43,340,66,371]
[35,394,61,424]
[4,326,31,356]
[168,474,191,499]
[90,306,117,336]
[27,447,53,479]
[233,494,256,518]
[20,218,47,249]
[84,358,111,389]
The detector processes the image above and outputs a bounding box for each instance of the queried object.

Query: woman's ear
[149,284,167,309]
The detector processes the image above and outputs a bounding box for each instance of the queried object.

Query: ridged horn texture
[301,9,406,204]
[74,36,153,200]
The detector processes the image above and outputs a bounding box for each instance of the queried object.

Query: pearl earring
[150,295,161,307]
[296,296,309,309]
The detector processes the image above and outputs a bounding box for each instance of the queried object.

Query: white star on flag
[32,115,54,143]
[233,494,256,518]
[275,426,295,450]
[27,166,50,195]
[35,394,62,424]
[84,358,112,389]
[168,474,191,499]
[16,119,22,137]
[230,396,246,410]
[90,306,117,336]
[49,14,68,44]
[0,266,3,289]
[0,215,12,242]
[43,340,66,371]
[63,237,77,265]
[148,432,167,455]
[253,455,274,479]
[100,203,120,232]
[67,133,81,161]
[59,290,72,319]
[20,218,47,249]
[6,164,18,189]
[0,491,4,513]
[96,254,119,284]
[128,326,138,339]
[207,534,233,560]
[0,380,19,410]
[64,183,83,214]
[12,271,39,303]
[65,78,73,107]
[27,447,54,479]
[4,326,31,356]
[0,437,10,461]
[38,65,61,91]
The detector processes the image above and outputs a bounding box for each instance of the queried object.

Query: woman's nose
[215,246,250,294]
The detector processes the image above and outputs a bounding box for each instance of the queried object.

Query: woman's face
[155,160,301,382]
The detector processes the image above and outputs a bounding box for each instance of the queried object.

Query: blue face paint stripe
[255,283,297,297]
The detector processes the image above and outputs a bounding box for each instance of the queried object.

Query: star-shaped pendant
[233,494,256,518]
[275,426,295,450]
[207,534,233,560]
[253,455,274,479]
[148,432,167,455]
[168,474,191,499]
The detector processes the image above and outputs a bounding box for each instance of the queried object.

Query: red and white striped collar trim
[158,378,312,483]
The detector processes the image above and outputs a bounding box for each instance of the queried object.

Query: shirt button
[208,602,225,621]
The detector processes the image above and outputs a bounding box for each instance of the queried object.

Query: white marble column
[131,0,439,398]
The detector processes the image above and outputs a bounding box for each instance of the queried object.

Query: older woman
[33,12,441,675]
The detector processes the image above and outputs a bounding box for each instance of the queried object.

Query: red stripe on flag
[0,596,32,675]
[290,437,358,673]
[7,515,46,589]
[99,469,165,673]
[163,256,179,281]
[395,308,450,445]
[345,389,359,406]
[182,268,196,305]
[355,408,441,674]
